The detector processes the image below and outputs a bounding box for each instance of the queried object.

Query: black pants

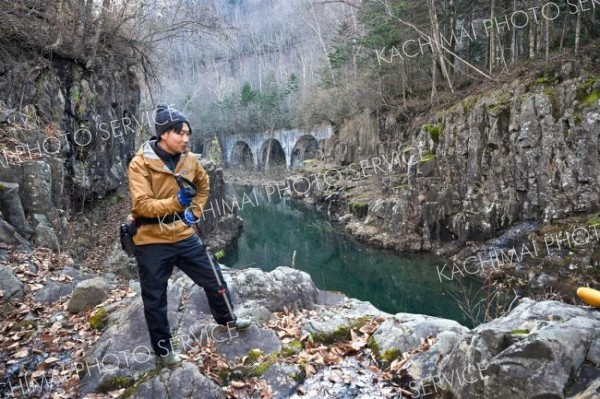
[134,234,234,357]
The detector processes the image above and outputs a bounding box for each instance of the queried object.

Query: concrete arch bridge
[221,126,333,171]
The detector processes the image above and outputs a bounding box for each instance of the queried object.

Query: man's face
[161,123,191,154]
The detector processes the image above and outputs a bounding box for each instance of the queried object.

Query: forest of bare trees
[0,0,223,109]
[148,0,599,149]
[2,0,598,144]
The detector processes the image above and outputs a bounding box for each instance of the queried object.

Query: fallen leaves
[14,348,29,358]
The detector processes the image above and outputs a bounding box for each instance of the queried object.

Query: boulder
[232,266,318,312]
[67,277,109,313]
[0,219,30,247]
[0,266,24,300]
[34,267,90,303]
[433,299,600,399]
[32,218,60,251]
[371,313,469,355]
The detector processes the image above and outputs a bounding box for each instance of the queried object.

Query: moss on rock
[381,348,403,364]
[576,77,600,108]
[89,307,109,331]
[349,202,368,219]
[423,124,443,143]
[310,317,371,345]
[97,376,136,393]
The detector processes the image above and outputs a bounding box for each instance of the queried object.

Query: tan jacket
[128,140,210,245]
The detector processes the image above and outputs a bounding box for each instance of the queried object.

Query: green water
[222,184,478,327]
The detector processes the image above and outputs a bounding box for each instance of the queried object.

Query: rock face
[400,298,600,399]
[296,66,600,253]
[0,12,140,250]
[72,260,600,399]
[79,266,318,394]
[131,363,226,399]
[77,264,600,399]
[201,161,244,251]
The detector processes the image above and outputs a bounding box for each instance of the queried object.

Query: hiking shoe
[231,317,252,330]
[157,352,183,368]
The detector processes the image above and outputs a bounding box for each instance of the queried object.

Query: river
[222,184,481,327]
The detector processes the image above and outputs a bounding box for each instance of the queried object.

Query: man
[128,103,251,368]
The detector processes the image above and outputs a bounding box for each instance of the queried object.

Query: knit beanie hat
[154,103,191,139]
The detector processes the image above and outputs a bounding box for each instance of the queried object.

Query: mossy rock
[581,89,600,108]
[290,364,307,383]
[488,102,510,117]
[419,151,435,165]
[288,340,303,350]
[367,335,380,357]
[70,86,81,104]
[240,348,281,378]
[89,308,109,331]
[245,348,263,364]
[349,202,368,219]
[576,78,600,108]
[461,96,478,113]
[121,369,162,398]
[97,376,136,393]
[381,349,402,364]
[281,340,303,357]
[280,347,298,357]
[251,358,276,377]
[214,249,226,260]
[534,75,558,86]
[587,213,600,227]
[422,124,443,143]
[310,317,371,345]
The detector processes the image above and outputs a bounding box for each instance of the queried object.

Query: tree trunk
[427,0,454,95]
[307,0,336,86]
[401,61,407,107]
[81,0,94,52]
[559,12,569,52]
[545,15,549,61]
[446,0,456,70]
[511,0,517,64]
[575,8,581,55]
[431,56,438,104]
[529,9,536,59]
[88,0,110,63]
[489,0,496,72]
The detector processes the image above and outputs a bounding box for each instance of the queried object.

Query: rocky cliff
[290,59,600,256]
[0,26,140,250]
[0,49,240,257]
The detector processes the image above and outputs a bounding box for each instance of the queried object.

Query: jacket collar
[138,140,186,174]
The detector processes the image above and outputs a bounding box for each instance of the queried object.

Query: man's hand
[183,208,196,226]
[177,188,195,206]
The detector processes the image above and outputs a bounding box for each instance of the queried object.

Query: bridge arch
[260,138,286,171]
[290,135,321,169]
[230,140,254,170]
